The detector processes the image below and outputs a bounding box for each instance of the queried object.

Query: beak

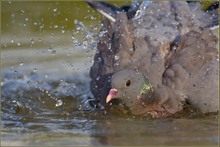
[106,95,113,103]
[106,88,118,103]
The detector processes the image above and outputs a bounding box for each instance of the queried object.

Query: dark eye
[126,80,131,87]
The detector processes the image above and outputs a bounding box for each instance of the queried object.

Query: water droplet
[17,43,21,46]
[172,46,177,50]
[98,30,107,37]
[55,100,63,107]
[114,62,119,66]
[20,9,25,14]
[93,27,98,31]
[76,26,81,30]
[78,104,82,110]
[19,62,23,66]
[98,57,102,62]
[16,101,24,108]
[74,20,78,24]
[135,10,141,17]
[54,25,58,28]
[107,44,112,50]
[25,18,28,21]
[40,24,44,29]
[53,8,57,12]
[30,38,34,44]
[48,47,52,52]
[135,68,139,73]
[11,40,14,43]
[114,55,119,60]
[91,16,95,20]
[52,50,56,55]
[96,76,100,81]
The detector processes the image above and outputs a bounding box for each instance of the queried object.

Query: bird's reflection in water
[89,113,218,146]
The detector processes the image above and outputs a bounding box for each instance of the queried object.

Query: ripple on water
[1,68,219,146]
[1,69,95,131]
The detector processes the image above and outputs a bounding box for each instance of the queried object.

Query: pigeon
[87,1,219,117]
[106,29,219,117]
[104,68,175,117]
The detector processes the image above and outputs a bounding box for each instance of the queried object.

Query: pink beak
[106,88,118,103]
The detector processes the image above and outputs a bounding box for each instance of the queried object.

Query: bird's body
[87,1,219,117]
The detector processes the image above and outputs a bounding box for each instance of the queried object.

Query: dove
[106,29,219,117]
[105,69,175,117]
[106,69,152,104]
[87,1,219,117]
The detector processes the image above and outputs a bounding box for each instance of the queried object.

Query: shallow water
[1,1,219,146]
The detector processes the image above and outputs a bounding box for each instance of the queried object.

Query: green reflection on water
[1,1,131,35]
[1,1,132,50]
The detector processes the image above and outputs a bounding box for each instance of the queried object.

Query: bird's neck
[139,78,153,96]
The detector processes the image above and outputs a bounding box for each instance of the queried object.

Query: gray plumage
[88,1,219,117]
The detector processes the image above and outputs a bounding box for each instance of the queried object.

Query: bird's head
[106,69,153,111]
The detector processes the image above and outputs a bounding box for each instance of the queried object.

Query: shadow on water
[1,1,219,146]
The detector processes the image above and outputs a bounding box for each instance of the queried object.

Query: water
[1,1,219,146]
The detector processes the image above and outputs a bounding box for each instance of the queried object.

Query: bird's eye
[126,80,131,87]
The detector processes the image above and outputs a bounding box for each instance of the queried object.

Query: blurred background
[1,1,131,72]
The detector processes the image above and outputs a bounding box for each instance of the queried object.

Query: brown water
[1,1,219,146]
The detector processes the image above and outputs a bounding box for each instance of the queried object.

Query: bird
[87,1,219,117]
[105,69,173,117]
[105,29,219,118]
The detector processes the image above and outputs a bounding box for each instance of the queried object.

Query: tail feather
[85,0,119,22]
[85,1,140,22]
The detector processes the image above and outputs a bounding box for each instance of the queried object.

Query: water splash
[133,1,152,20]
[72,19,99,50]
[55,100,63,107]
